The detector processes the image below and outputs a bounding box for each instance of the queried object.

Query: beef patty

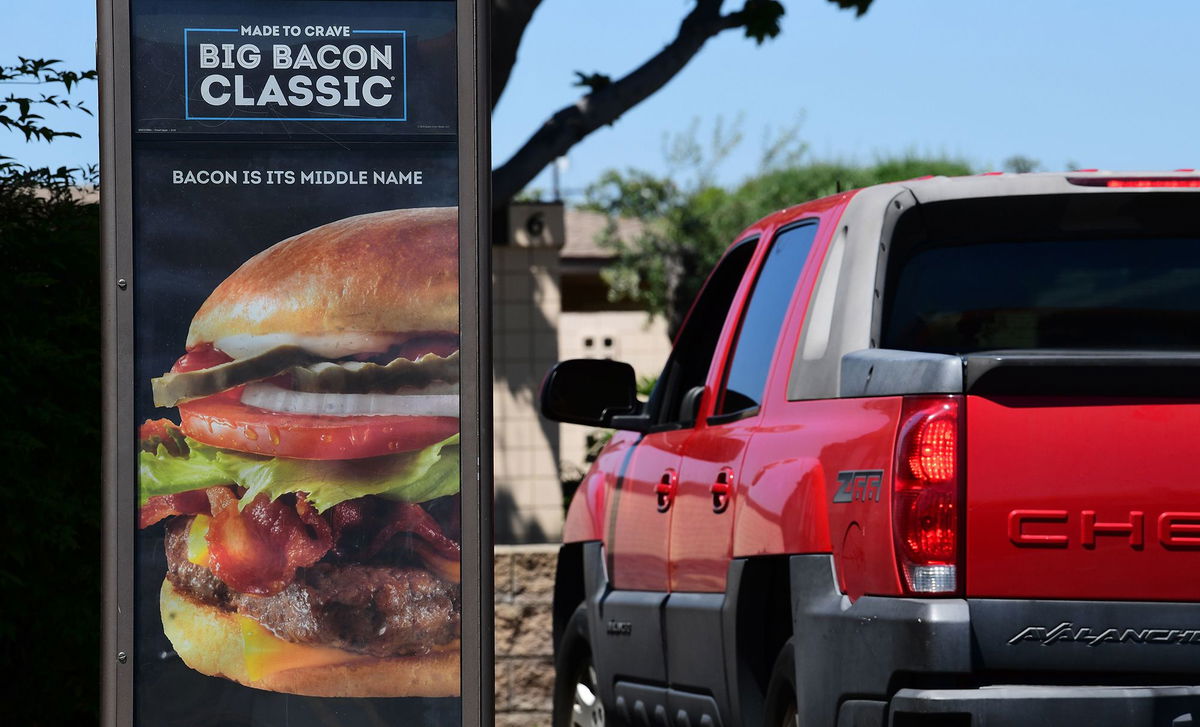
[165,517,460,658]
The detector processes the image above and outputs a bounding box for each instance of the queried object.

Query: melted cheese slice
[186,515,211,566]
[238,616,370,681]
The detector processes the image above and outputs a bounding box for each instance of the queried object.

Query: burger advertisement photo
[103,1,486,725]
[140,207,464,700]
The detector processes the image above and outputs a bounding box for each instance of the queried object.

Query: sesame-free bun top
[187,207,458,349]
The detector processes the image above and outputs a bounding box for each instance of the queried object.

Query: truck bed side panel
[734,397,905,598]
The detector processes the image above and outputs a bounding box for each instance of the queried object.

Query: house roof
[562,208,644,259]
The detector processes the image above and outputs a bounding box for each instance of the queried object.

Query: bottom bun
[160,579,460,697]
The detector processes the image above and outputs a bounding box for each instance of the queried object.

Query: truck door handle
[711,468,734,513]
[656,469,678,513]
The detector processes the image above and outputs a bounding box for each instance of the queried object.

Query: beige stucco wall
[492,206,670,543]
[493,245,566,543]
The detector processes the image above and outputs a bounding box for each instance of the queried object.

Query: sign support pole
[458,0,493,725]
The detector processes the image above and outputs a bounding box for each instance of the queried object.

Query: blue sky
[5,1,1199,195]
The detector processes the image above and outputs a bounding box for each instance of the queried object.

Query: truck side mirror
[540,359,643,428]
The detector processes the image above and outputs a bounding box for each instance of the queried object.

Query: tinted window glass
[718,223,818,415]
[648,239,757,426]
[883,238,1200,353]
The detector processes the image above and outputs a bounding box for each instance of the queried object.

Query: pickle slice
[289,351,460,394]
[152,345,319,407]
[152,346,461,406]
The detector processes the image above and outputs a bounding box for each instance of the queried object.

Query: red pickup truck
[540,172,1200,727]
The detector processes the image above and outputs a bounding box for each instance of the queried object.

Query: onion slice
[241,383,459,417]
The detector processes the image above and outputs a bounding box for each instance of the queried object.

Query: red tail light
[893,397,962,594]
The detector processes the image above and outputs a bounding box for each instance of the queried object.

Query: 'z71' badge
[833,470,883,503]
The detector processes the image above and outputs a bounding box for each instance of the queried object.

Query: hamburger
[138,207,462,697]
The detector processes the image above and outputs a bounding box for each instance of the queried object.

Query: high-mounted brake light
[1105,179,1200,188]
[893,397,962,595]
[1068,177,1200,188]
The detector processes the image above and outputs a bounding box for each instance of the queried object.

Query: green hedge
[0,178,100,725]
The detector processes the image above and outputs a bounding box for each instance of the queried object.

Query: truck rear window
[882,237,1200,353]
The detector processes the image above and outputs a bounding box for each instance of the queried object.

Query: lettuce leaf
[138,440,230,502]
[138,434,460,512]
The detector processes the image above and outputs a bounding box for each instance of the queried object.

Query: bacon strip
[207,493,333,596]
[139,490,212,529]
[326,498,460,563]
[139,418,187,456]
[326,498,380,559]
[370,501,462,562]
[147,483,458,593]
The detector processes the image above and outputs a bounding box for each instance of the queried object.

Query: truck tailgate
[965,395,1200,601]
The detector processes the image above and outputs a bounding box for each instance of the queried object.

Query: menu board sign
[101,1,488,725]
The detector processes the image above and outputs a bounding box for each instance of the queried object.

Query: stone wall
[494,544,558,726]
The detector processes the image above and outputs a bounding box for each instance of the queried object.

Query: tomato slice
[174,343,233,372]
[179,396,459,460]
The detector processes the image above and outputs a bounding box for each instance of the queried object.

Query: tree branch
[491,0,545,111]
[492,0,738,206]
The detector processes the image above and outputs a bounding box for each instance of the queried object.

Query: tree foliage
[0,57,96,144]
[491,0,876,204]
[1003,154,1040,173]
[0,58,99,726]
[587,151,973,337]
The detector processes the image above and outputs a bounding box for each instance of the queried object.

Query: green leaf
[138,442,229,504]
[741,0,785,44]
[137,434,461,511]
[827,0,874,17]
